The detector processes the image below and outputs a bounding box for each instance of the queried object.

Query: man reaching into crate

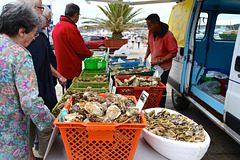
[144,14,178,108]
[52,3,93,89]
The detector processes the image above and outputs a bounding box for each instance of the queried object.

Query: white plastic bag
[197,81,220,94]
[113,44,131,56]
[153,65,164,77]
[146,59,151,68]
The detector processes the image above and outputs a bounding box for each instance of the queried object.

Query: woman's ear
[19,28,25,38]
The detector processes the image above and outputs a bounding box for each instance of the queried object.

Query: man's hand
[58,76,67,87]
[151,59,159,65]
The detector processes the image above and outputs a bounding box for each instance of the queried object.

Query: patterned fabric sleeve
[15,48,55,131]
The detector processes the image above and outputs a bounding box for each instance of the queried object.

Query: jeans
[159,70,170,108]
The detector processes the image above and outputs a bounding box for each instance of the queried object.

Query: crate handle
[85,124,120,130]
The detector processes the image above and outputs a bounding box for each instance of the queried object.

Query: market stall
[49,48,210,160]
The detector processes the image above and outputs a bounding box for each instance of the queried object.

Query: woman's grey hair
[65,3,80,17]
[18,0,40,8]
[42,5,53,17]
[0,1,42,37]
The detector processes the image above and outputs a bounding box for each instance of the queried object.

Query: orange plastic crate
[54,94,147,160]
[115,75,166,109]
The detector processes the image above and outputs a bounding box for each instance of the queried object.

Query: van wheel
[99,45,105,51]
[171,89,190,111]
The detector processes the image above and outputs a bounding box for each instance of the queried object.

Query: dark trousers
[62,79,73,94]
[137,42,140,48]
[159,70,170,108]
[66,79,72,89]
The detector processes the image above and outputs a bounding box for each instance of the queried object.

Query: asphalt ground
[55,42,240,159]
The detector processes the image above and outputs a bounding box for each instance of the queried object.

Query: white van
[167,0,240,143]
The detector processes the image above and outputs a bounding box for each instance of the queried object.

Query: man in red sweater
[52,3,93,89]
[144,14,178,108]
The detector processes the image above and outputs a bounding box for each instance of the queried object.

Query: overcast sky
[0,0,176,26]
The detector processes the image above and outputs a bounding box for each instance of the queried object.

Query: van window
[196,12,208,39]
[214,13,240,41]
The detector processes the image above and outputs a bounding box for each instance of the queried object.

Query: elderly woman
[0,2,55,159]
[41,5,67,88]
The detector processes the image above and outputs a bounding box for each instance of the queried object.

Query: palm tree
[81,0,144,39]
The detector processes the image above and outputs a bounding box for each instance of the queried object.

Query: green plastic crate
[69,81,109,90]
[84,58,107,70]
[82,68,107,73]
[67,87,109,93]
[79,72,107,77]
[73,76,108,83]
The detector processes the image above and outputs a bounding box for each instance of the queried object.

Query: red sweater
[52,16,92,79]
[148,30,178,71]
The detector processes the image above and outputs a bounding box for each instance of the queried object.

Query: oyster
[106,105,121,120]
[84,102,103,116]
[86,114,104,122]
[62,114,84,122]
[125,107,139,117]
[69,103,81,114]
[116,78,125,86]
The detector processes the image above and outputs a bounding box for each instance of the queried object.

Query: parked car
[83,35,107,51]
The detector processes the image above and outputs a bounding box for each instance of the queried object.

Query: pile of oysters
[111,66,151,75]
[116,75,161,87]
[144,109,206,143]
[62,92,141,123]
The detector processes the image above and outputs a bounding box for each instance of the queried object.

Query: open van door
[224,29,240,143]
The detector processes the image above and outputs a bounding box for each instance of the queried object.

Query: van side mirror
[235,56,240,72]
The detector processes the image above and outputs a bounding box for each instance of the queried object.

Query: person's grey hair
[65,3,80,17]
[42,5,53,17]
[17,0,40,7]
[0,1,42,36]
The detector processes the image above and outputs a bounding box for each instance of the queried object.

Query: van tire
[171,89,190,110]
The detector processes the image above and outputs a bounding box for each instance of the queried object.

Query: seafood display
[111,66,151,75]
[143,109,206,143]
[116,75,161,87]
[62,92,141,123]
[52,87,109,117]
[75,76,108,82]
[109,64,123,71]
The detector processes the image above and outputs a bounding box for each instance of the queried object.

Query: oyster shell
[84,102,103,116]
[125,107,139,117]
[106,105,121,120]
[62,114,84,122]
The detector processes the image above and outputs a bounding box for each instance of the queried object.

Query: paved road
[55,43,240,159]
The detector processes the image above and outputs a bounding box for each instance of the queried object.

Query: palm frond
[81,0,144,38]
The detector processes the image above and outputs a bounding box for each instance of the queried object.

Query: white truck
[167,0,240,144]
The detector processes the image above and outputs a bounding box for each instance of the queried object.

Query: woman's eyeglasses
[43,15,51,22]
[35,6,44,11]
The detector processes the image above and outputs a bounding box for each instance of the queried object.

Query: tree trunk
[112,32,123,39]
